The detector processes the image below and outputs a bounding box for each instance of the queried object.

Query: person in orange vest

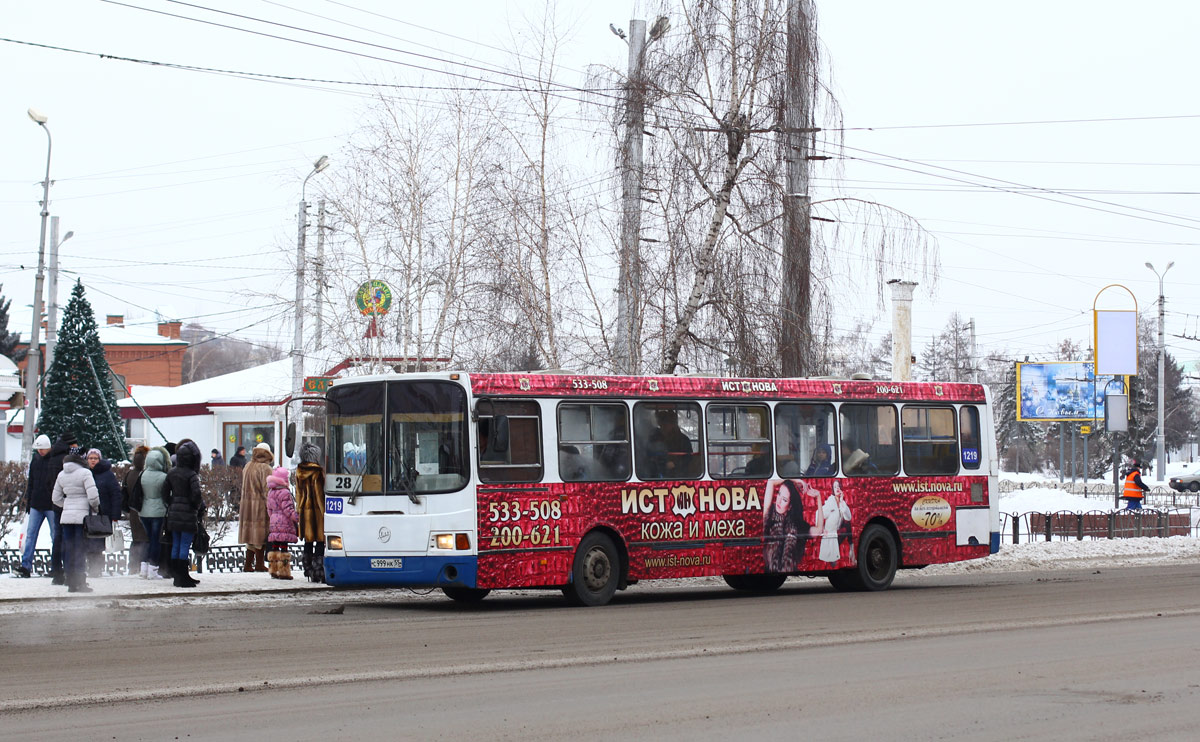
[1122,458,1149,510]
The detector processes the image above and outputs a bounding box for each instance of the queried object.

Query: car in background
[1168,467,1200,492]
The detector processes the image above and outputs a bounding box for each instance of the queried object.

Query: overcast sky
[3,1,1197,376]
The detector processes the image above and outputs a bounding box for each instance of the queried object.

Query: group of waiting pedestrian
[18,433,325,592]
[18,433,208,592]
[233,441,324,582]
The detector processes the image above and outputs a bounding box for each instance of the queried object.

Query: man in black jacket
[15,435,55,577]
[40,432,78,583]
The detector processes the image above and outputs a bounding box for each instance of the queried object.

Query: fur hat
[33,434,51,449]
[300,442,322,465]
[254,442,272,453]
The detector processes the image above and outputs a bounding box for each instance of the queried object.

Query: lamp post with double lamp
[1145,260,1174,482]
[21,108,53,464]
[292,155,330,399]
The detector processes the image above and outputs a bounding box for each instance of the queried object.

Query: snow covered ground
[4,469,1199,607]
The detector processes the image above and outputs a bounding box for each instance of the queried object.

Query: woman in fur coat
[238,443,273,572]
[265,465,299,579]
[295,443,326,582]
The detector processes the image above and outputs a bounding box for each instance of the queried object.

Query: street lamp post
[291,155,330,400]
[45,216,74,375]
[1145,261,1174,482]
[21,108,53,464]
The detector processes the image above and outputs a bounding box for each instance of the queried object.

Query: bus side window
[634,401,704,480]
[478,400,543,483]
[557,402,630,482]
[901,406,958,475]
[959,406,982,470]
[839,404,899,476]
[706,403,771,479]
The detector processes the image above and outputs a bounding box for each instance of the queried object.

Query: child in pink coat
[265,466,299,579]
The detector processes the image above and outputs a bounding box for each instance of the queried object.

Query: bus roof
[329,371,988,404]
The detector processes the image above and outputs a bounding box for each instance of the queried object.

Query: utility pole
[615,18,647,376]
[780,0,815,377]
[45,216,73,375]
[969,317,979,383]
[22,110,52,464]
[1146,261,1173,481]
[315,199,326,348]
[292,157,329,400]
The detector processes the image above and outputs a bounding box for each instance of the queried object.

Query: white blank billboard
[1094,310,1138,376]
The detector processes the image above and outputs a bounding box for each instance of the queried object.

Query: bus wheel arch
[442,586,491,603]
[830,518,900,592]
[563,529,624,607]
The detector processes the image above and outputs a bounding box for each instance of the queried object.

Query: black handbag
[83,514,113,538]
[192,520,211,555]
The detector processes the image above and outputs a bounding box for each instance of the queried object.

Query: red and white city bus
[321,371,999,606]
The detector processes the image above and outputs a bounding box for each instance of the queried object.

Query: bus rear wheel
[563,532,620,607]
[723,574,786,593]
[442,587,490,603]
[854,523,898,591]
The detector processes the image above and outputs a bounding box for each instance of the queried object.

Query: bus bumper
[324,555,478,588]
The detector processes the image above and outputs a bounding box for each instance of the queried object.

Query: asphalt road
[4,565,1200,741]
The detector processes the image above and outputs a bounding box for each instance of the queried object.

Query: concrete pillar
[889,279,917,381]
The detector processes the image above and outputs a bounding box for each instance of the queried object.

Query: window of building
[706,404,772,478]
[633,402,704,480]
[223,422,276,468]
[901,406,959,475]
[839,404,900,476]
[557,402,631,482]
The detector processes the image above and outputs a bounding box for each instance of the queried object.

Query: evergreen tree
[0,284,25,362]
[37,281,125,460]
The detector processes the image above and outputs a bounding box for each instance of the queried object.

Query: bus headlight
[434,533,472,550]
[327,535,343,551]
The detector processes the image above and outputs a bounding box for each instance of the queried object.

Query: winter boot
[187,559,200,585]
[67,573,92,594]
[277,552,294,580]
[146,561,165,580]
[301,541,313,579]
[266,551,280,579]
[311,543,326,583]
[242,549,255,572]
[171,559,196,588]
[139,562,149,579]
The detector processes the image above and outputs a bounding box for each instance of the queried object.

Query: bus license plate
[370,558,403,569]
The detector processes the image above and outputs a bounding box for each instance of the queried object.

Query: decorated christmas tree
[37,280,126,460]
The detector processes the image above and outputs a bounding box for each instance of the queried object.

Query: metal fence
[0,544,307,576]
[999,508,1197,544]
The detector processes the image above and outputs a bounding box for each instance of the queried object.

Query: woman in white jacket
[52,453,101,593]
[815,480,853,564]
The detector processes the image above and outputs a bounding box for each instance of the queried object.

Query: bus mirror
[285,422,297,458]
[492,415,510,453]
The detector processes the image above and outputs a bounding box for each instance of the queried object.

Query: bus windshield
[327,380,469,495]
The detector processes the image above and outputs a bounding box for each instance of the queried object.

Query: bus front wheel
[563,532,620,607]
[442,587,490,603]
[723,574,786,593]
